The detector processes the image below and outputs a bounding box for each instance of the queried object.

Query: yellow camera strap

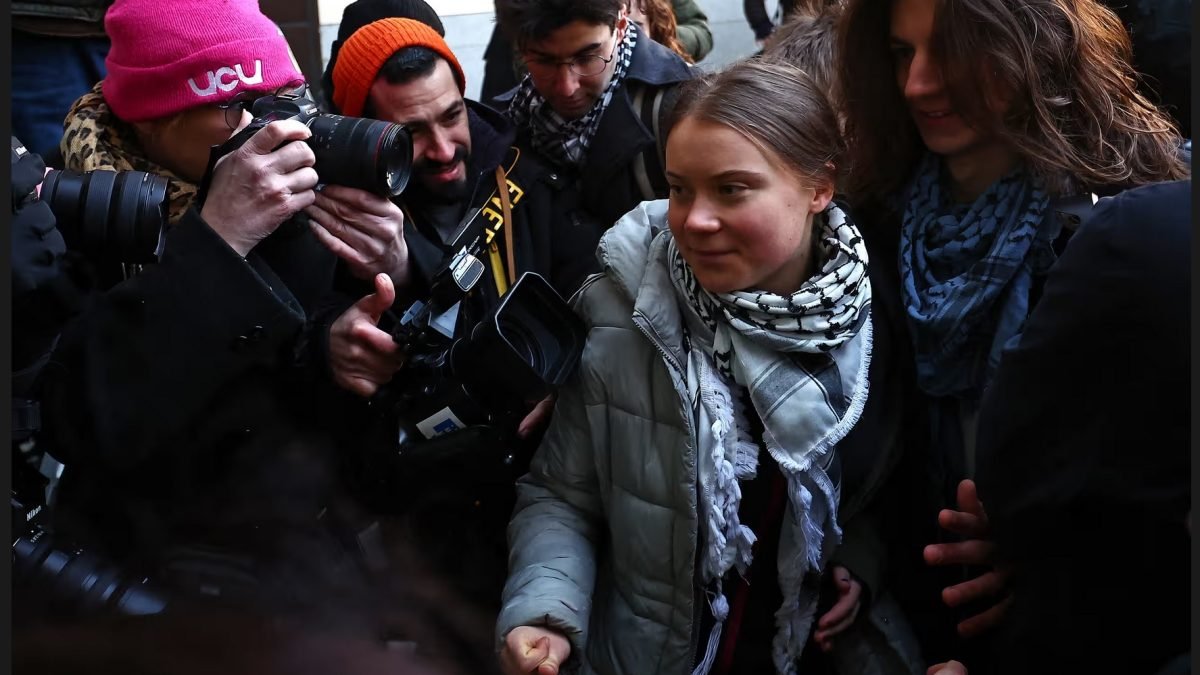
[487,165,518,296]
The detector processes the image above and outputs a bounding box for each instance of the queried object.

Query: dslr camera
[12,447,168,619]
[201,85,413,200]
[345,209,587,510]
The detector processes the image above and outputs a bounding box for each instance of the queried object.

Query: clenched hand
[500,626,571,675]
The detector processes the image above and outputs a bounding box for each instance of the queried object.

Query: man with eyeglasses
[493,0,693,228]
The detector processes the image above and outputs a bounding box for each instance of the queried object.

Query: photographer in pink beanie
[36,0,390,631]
[60,0,312,231]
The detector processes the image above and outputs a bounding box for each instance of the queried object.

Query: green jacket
[672,0,713,62]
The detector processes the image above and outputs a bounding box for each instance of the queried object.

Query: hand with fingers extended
[329,273,407,398]
[813,565,863,652]
[923,479,1011,638]
[305,184,411,289]
[200,120,320,257]
[500,626,571,675]
[927,661,969,675]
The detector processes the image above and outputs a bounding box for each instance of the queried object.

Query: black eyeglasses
[216,80,307,130]
[524,29,619,78]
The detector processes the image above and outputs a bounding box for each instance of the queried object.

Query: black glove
[11,136,67,299]
[12,137,92,378]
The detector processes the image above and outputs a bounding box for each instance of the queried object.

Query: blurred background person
[12,0,113,162]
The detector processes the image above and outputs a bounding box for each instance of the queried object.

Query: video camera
[345,209,587,509]
[200,85,413,202]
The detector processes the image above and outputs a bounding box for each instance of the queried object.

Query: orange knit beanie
[332,17,465,117]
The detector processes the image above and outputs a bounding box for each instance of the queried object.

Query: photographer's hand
[305,185,412,290]
[200,120,318,257]
[329,273,406,398]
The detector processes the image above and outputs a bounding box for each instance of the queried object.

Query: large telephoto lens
[307,114,412,197]
[13,522,169,617]
[41,169,169,264]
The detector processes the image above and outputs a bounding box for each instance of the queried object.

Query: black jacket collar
[462,98,516,179]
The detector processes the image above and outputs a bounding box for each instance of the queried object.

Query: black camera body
[389,204,586,439]
[344,209,587,511]
[12,446,169,619]
[391,270,585,439]
[202,88,413,201]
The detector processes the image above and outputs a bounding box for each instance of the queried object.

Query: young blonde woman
[496,60,913,675]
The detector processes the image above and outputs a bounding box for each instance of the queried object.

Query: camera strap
[484,165,519,296]
[496,166,517,287]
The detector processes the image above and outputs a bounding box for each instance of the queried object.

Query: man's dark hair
[363,46,441,117]
[495,0,622,49]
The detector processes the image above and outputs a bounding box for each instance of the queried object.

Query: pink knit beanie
[102,0,305,122]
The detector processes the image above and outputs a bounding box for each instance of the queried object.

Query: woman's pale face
[889,0,1018,199]
[665,116,833,295]
[134,105,251,183]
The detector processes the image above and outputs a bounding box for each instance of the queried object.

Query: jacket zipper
[631,310,707,675]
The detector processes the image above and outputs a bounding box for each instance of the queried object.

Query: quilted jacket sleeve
[495,334,606,667]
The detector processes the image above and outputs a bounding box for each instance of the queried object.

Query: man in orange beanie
[309,11,605,617]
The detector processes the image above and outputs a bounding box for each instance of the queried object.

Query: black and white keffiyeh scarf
[666,203,873,675]
[671,203,872,380]
[505,21,638,168]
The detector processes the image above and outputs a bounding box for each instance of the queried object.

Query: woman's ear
[807,178,835,215]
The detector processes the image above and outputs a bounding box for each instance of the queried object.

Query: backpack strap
[632,83,677,202]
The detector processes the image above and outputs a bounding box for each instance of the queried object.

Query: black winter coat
[975,180,1191,675]
[38,209,362,609]
[403,100,603,307]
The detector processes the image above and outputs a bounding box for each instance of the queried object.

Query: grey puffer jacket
[497,201,882,674]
